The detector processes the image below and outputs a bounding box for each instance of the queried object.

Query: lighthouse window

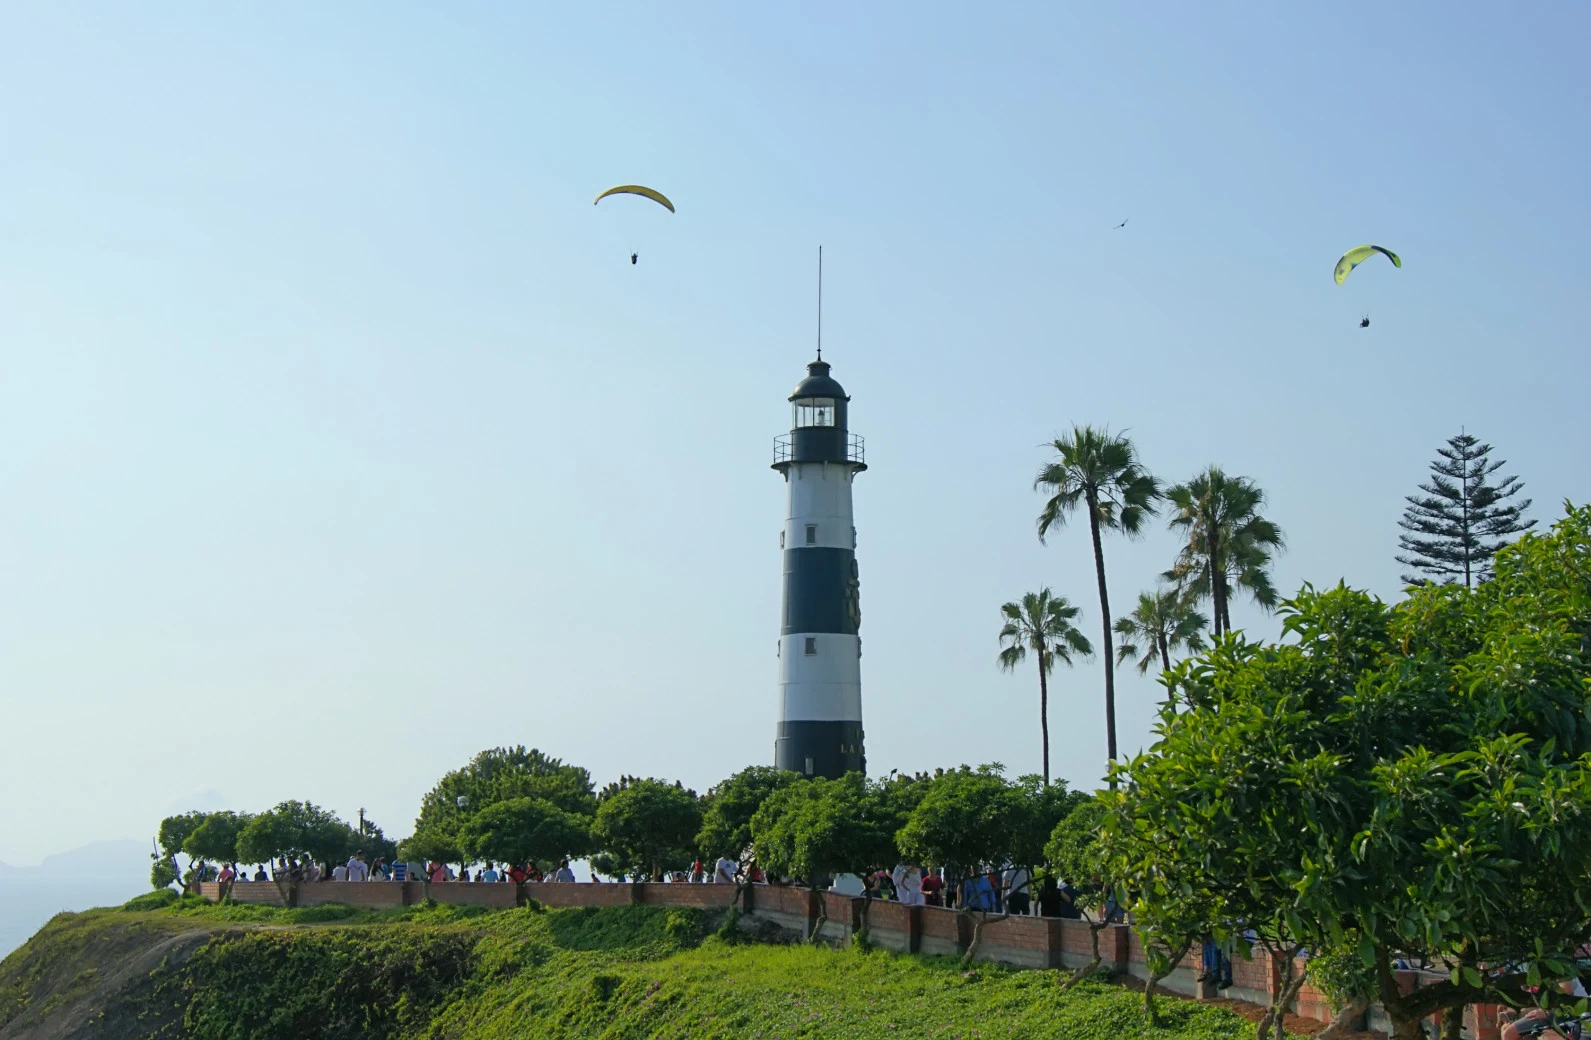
[804,637,817,656]
[793,397,836,428]
[805,524,817,545]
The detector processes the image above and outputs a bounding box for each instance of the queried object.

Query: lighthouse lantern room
[772,356,866,779]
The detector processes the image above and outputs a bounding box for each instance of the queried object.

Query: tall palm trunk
[1157,635,1171,674]
[1085,492,1117,765]
[1210,528,1226,638]
[1037,649,1051,785]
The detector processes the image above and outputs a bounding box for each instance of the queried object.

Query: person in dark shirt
[1037,876,1066,918]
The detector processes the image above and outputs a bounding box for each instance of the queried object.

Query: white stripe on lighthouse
[783,464,857,551]
[778,633,862,721]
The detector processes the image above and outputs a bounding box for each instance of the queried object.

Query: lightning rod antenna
[817,245,823,361]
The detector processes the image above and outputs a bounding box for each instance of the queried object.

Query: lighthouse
[772,355,866,778]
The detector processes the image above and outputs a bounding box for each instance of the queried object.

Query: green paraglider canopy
[594,185,675,213]
[1334,245,1401,285]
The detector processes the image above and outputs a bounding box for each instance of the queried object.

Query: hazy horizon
[3,2,1587,866]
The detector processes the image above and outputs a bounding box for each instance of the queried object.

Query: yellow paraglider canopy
[1334,245,1401,285]
[594,185,675,213]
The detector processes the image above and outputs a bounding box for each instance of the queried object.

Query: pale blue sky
[2,2,1586,865]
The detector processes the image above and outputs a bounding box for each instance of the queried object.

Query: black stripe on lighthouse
[781,548,857,635]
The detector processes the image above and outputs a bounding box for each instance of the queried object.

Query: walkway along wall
[199,881,1503,1038]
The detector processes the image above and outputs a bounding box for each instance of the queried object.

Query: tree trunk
[1086,496,1117,768]
[1063,917,1108,991]
[1442,1004,1465,1040]
[1259,951,1309,1040]
[1317,999,1369,1040]
[1377,946,1436,1040]
[960,908,1008,970]
[807,909,828,944]
[1158,636,1171,675]
[1038,652,1051,785]
[1209,529,1225,638]
[1143,942,1192,1028]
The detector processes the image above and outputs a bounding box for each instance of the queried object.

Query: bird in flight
[1114,219,1129,229]
[630,253,638,265]
[1359,315,1371,328]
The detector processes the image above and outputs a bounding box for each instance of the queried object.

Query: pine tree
[1396,432,1534,587]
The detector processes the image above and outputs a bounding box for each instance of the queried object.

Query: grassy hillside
[2,895,1261,1040]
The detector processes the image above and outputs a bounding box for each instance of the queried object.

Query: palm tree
[997,589,1094,785]
[1113,587,1208,675]
[1035,426,1161,767]
[1163,466,1286,637]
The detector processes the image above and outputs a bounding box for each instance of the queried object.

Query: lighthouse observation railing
[773,433,865,466]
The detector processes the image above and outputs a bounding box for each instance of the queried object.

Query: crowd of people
[184,850,1108,924]
[824,862,1101,919]
[183,852,581,888]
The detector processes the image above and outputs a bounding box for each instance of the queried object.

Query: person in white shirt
[713,854,738,884]
[894,862,924,906]
[346,852,369,882]
[332,863,348,881]
[1002,864,1032,916]
[553,859,576,883]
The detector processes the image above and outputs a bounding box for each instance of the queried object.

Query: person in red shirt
[920,867,945,907]
[506,863,528,885]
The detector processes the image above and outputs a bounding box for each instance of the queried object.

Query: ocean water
[1,877,153,960]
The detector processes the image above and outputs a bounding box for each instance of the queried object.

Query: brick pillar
[1102,924,1129,974]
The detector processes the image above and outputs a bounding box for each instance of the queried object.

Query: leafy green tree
[1013,774,1083,872]
[1305,931,1379,1040]
[183,811,254,898]
[1397,431,1534,587]
[1035,426,1161,767]
[351,816,399,867]
[1113,586,1207,676]
[406,746,597,875]
[1113,505,1591,1040]
[149,855,179,891]
[896,765,1034,966]
[459,797,592,869]
[397,824,464,874]
[997,589,1094,784]
[153,811,209,890]
[183,811,251,865]
[751,772,903,941]
[696,765,801,860]
[235,801,356,906]
[590,778,702,881]
[1045,795,1117,988]
[1163,466,1285,637]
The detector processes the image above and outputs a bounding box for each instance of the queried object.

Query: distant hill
[0,840,150,881]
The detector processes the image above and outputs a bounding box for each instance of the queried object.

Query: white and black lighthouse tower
[772,353,866,778]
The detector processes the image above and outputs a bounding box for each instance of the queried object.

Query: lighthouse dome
[789,358,848,401]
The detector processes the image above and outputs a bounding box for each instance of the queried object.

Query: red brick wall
[636,884,736,909]
[528,882,634,907]
[918,905,967,943]
[755,885,812,916]
[425,883,517,909]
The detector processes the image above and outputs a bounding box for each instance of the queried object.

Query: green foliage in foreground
[4,902,1267,1040]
